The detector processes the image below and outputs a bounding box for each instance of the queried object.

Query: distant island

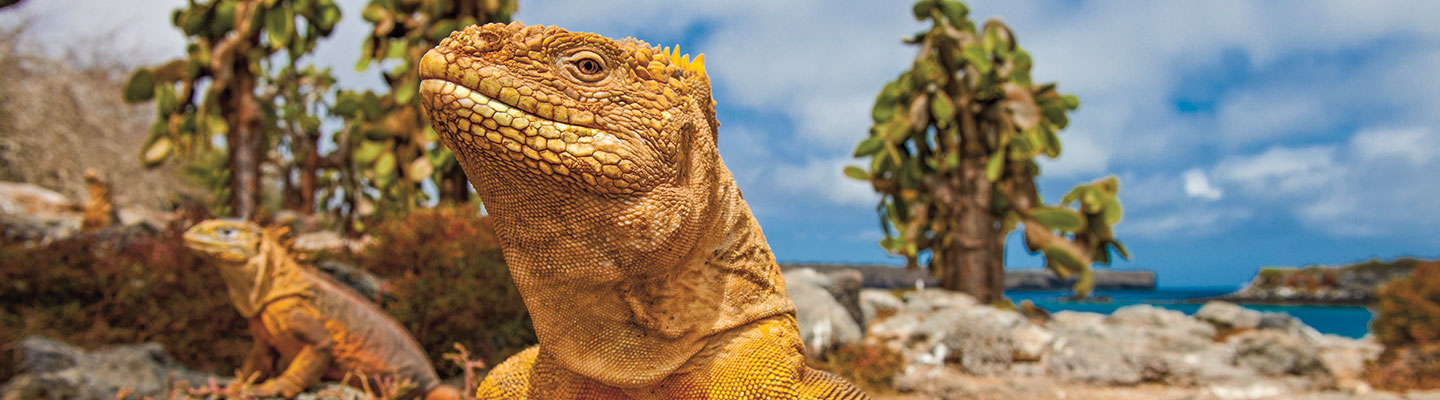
[779,263,1156,291]
[1214,258,1429,306]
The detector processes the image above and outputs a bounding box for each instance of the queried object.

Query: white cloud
[1201,126,1440,238]
[1351,127,1439,166]
[1038,129,1111,178]
[1215,90,1332,144]
[1122,206,1251,239]
[769,157,877,208]
[1182,169,1223,201]
[1211,146,1340,197]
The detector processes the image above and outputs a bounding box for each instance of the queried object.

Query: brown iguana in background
[80,168,117,232]
[183,219,461,400]
[417,22,870,399]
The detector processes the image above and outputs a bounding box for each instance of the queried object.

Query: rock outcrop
[0,336,216,400]
[858,288,1384,398]
[785,268,864,358]
[1,336,377,400]
[1219,259,1424,305]
[0,181,81,244]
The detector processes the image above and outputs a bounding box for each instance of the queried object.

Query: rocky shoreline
[1214,260,1422,306]
[784,267,1432,400]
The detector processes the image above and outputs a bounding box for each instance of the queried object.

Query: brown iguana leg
[250,297,336,398]
[230,338,276,390]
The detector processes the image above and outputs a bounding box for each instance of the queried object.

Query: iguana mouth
[419,78,643,194]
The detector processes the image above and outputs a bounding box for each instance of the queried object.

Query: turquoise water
[1006,288,1375,338]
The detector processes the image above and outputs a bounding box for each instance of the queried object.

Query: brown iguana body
[183,220,460,400]
[81,168,117,232]
[417,22,869,399]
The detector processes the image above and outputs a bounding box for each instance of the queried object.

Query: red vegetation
[347,204,535,377]
[808,343,906,393]
[0,218,250,382]
[1366,260,1440,390]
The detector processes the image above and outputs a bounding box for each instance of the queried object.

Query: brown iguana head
[184,219,264,263]
[417,21,739,284]
[417,23,780,386]
[184,219,308,317]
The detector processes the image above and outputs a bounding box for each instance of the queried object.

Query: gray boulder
[1047,305,1246,386]
[1229,330,1328,377]
[783,268,863,357]
[859,289,903,327]
[867,289,1051,376]
[925,306,1023,375]
[1046,327,1159,385]
[1,337,390,400]
[1258,312,1325,342]
[0,181,81,244]
[314,260,386,301]
[1196,301,1263,332]
[900,288,977,313]
[0,336,217,400]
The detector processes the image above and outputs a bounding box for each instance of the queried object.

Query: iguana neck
[473,155,794,388]
[217,238,311,318]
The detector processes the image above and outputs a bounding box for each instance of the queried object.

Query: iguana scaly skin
[183,220,461,400]
[417,22,870,399]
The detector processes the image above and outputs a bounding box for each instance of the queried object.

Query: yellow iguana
[182,219,461,400]
[416,22,870,399]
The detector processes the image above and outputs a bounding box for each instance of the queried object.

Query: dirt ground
[868,367,1432,400]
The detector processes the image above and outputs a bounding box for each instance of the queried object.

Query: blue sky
[7,1,1439,287]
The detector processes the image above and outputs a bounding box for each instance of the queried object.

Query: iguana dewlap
[417,22,870,399]
[183,220,459,400]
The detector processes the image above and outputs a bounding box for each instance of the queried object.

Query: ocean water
[1006,287,1375,338]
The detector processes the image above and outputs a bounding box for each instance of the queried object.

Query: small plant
[443,343,489,396]
[1366,260,1440,390]
[807,343,906,394]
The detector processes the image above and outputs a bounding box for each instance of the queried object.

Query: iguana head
[418,23,792,386]
[417,22,718,197]
[183,219,264,263]
[184,219,309,318]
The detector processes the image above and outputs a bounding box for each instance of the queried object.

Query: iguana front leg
[229,337,277,391]
[249,297,336,398]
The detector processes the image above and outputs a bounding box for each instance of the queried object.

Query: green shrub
[346,204,535,377]
[1367,260,1440,390]
[0,220,250,382]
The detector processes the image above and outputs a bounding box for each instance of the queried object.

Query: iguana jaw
[417,77,653,196]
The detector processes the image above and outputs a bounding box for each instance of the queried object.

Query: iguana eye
[577,58,601,75]
[564,51,608,83]
[218,228,236,238]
